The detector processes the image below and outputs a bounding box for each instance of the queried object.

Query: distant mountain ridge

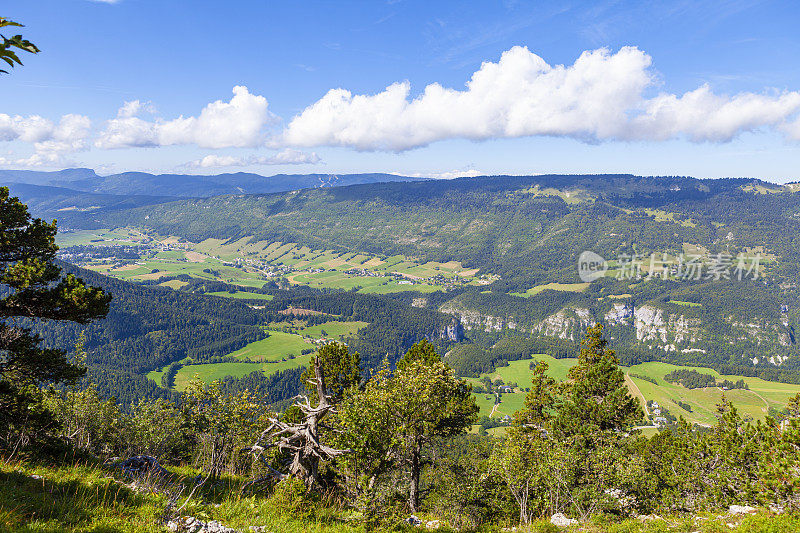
[0,168,427,198]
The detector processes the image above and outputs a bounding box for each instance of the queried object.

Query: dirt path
[626,371,649,417]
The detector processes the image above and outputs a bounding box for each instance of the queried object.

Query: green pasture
[172,354,313,391]
[227,331,314,362]
[300,321,369,339]
[467,356,800,425]
[510,282,589,298]
[625,361,800,426]
[206,291,274,300]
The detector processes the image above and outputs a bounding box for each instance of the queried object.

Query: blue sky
[1,0,800,181]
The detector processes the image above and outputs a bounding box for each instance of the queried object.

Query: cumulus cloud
[96,86,276,149]
[117,99,156,118]
[281,46,800,151]
[184,149,321,169]
[0,113,91,167]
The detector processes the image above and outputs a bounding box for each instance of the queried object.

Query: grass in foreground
[2,459,798,533]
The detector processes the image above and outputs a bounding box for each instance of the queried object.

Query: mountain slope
[53,174,800,283]
[38,173,800,381]
[1,168,427,197]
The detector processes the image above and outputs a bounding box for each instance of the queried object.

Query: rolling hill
[1,168,427,199]
[13,172,800,390]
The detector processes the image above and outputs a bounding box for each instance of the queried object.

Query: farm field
[58,228,480,294]
[206,291,275,300]
[148,320,371,391]
[299,321,369,339]
[227,331,313,362]
[467,356,800,425]
[624,361,800,426]
[510,282,589,298]
[172,354,313,391]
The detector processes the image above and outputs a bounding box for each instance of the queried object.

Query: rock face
[605,302,634,324]
[534,308,593,341]
[633,305,700,346]
[439,297,794,368]
[439,302,509,332]
[439,318,464,342]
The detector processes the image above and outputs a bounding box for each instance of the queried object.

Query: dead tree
[244,355,348,489]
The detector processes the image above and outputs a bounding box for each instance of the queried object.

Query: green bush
[268,476,319,520]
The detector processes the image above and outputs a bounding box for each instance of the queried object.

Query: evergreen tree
[553,324,642,440]
[0,187,110,449]
[337,341,477,513]
[301,342,360,404]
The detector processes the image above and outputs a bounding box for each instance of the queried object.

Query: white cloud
[281,46,800,151]
[184,149,321,169]
[117,99,156,118]
[0,113,91,167]
[96,86,276,149]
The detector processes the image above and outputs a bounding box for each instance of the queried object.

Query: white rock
[729,505,757,515]
[550,512,578,527]
[426,519,441,529]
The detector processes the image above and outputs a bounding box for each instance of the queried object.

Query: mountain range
[6,170,800,384]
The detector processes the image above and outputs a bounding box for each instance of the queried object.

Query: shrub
[269,476,319,519]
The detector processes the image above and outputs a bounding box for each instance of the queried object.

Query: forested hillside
[2,168,426,201]
[32,264,460,406]
[52,174,800,284]
[40,173,800,381]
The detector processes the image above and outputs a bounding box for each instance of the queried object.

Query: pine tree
[0,187,110,449]
[553,324,642,440]
[301,342,360,404]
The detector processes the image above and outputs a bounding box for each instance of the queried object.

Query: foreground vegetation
[6,459,800,533]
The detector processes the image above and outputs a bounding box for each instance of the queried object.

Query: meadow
[510,282,589,298]
[172,355,313,391]
[227,331,314,362]
[4,459,794,533]
[58,228,478,294]
[467,356,800,426]
[299,321,369,339]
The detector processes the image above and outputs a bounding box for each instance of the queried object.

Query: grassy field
[147,328,317,390]
[4,458,794,532]
[625,361,800,426]
[58,228,480,295]
[206,291,275,300]
[467,356,800,424]
[173,354,313,391]
[510,282,589,298]
[468,355,576,418]
[289,270,441,293]
[299,321,369,339]
[227,331,313,362]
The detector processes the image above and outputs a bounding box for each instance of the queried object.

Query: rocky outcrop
[439,302,511,332]
[633,305,700,346]
[115,455,170,478]
[534,308,593,341]
[439,318,464,342]
[605,302,634,324]
[167,517,239,533]
[730,318,794,347]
